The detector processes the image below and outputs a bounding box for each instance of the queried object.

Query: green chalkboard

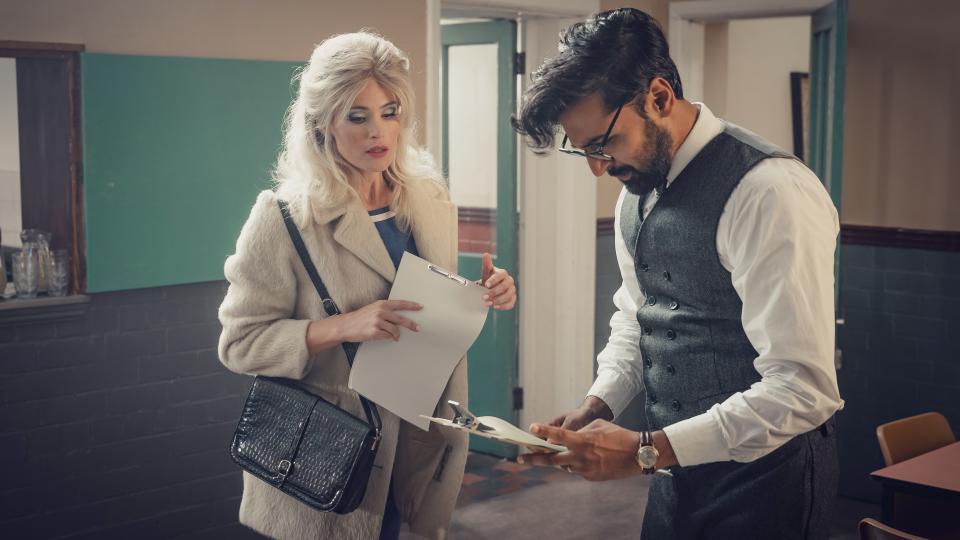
[82,53,301,292]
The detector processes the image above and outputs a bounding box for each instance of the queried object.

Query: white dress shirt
[588,104,844,467]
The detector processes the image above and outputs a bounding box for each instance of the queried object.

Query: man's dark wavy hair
[512,8,682,152]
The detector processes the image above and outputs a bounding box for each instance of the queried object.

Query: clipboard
[421,400,567,453]
[348,252,491,430]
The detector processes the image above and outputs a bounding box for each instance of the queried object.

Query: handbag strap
[277,199,382,432]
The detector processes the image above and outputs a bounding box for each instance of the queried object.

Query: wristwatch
[635,430,659,474]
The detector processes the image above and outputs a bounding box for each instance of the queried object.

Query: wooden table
[870,441,960,524]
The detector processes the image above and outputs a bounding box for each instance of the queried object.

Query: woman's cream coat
[218,178,468,539]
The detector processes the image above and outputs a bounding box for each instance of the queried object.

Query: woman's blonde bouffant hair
[274,31,441,230]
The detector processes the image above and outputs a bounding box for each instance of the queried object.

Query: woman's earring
[314,129,325,144]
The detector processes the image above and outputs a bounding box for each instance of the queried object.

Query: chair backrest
[876,412,956,466]
[859,518,928,540]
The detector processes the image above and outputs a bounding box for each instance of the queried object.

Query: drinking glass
[20,229,52,291]
[46,250,70,297]
[12,251,39,299]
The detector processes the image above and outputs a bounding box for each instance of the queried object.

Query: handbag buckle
[371,429,381,452]
[277,459,293,480]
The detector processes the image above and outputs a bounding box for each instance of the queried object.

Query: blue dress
[369,206,414,540]
[369,206,418,267]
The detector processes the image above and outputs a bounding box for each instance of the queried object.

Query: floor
[437,452,882,540]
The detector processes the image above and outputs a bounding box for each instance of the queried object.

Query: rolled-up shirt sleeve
[663,159,844,467]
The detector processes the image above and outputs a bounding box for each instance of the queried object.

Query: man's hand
[549,396,614,431]
[518,422,680,481]
[518,420,642,481]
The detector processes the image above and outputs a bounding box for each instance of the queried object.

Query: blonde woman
[218,32,516,539]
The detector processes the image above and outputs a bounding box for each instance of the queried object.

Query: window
[0,41,85,297]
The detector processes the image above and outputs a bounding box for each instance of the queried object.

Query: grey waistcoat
[620,123,795,430]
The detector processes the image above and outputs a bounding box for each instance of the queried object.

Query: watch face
[637,445,659,468]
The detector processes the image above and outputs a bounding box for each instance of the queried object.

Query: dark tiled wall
[595,230,648,431]
[0,282,261,539]
[836,244,960,501]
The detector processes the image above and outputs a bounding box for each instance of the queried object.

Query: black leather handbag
[229,199,382,514]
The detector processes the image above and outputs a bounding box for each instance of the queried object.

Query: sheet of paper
[348,252,489,430]
[420,415,567,453]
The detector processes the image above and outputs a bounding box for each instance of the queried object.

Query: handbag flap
[230,377,375,510]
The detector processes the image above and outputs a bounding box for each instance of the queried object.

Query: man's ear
[647,77,676,117]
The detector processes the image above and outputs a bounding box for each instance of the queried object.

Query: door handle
[834,318,844,370]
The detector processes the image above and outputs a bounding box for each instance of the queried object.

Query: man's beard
[608,119,673,196]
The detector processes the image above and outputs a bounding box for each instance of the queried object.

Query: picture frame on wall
[790,71,810,161]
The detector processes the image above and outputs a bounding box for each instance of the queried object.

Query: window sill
[0,294,91,325]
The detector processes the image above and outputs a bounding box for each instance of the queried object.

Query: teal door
[809,0,847,211]
[442,20,519,457]
[809,0,847,305]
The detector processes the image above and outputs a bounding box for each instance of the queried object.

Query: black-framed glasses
[558,104,624,161]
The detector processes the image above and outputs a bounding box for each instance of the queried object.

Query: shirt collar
[665,102,724,187]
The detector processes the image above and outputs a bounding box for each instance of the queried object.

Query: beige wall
[0,0,428,136]
[842,0,960,231]
[704,17,810,151]
[595,0,669,218]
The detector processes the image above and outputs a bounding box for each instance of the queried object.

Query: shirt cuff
[661,408,731,467]
[586,370,638,418]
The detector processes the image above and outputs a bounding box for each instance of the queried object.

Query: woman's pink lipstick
[367,146,389,158]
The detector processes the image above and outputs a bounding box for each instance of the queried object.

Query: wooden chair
[859,518,928,540]
[876,412,955,466]
[874,412,958,539]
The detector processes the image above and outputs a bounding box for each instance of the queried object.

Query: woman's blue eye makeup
[346,103,399,124]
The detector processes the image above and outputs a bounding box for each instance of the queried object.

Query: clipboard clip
[448,400,491,432]
[428,264,472,287]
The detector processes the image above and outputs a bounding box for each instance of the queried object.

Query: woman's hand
[481,252,517,310]
[336,299,422,342]
[307,300,422,352]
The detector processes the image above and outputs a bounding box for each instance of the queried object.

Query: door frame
[441,19,520,456]
[668,0,833,102]
[427,1,600,443]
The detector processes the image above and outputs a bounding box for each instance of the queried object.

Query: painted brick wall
[0,281,261,539]
[836,244,960,501]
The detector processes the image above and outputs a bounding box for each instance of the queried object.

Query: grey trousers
[641,418,839,540]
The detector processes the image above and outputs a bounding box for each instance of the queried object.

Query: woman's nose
[368,117,383,139]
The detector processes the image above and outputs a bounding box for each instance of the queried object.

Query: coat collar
[303,179,457,283]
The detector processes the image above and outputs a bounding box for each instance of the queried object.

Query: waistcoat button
[666,364,676,375]
[662,271,671,281]
[648,295,657,306]
[666,329,677,340]
[669,300,679,310]
[671,400,681,411]
[644,357,652,368]
[640,262,649,272]
[649,394,658,404]
[643,326,652,335]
